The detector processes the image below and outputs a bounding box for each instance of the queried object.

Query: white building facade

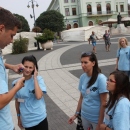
[47,0,128,29]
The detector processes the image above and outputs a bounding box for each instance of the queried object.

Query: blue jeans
[92,42,96,46]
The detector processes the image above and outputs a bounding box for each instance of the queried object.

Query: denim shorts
[92,42,96,46]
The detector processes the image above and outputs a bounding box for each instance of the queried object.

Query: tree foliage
[14,14,30,32]
[35,29,54,43]
[36,10,65,32]
[32,26,42,32]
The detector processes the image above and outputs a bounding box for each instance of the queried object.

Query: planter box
[40,40,53,50]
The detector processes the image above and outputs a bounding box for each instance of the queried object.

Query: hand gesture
[18,117,24,129]
[33,67,38,78]
[68,115,76,124]
[15,77,25,90]
[12,63,25,74]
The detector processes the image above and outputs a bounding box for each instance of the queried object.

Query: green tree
[35,10,65,32]
[14,14,30,32]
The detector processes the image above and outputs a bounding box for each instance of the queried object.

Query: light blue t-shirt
[12,76,47,128]
[78,73,108,123]
[104,97,130,130]
[0,56,14,130]
[117,46,130,71]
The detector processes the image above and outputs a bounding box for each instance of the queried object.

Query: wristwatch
[74,111,80,117]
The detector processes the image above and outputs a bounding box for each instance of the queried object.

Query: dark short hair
[22,55,38,75]
[81,52,101,88]
[0,8,21,30]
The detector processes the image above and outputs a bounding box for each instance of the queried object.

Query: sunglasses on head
[81,52,93,55]
[107,79,116,83]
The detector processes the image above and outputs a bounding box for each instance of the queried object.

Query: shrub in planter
[35,29,54,44]
[12,35,29,54]
[32,26,42,33]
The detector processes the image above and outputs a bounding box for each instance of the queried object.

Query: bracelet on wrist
[17,113,20,117]
[74,111,80,117]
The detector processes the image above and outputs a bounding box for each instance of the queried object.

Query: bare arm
[15,99,24,129]
[96,93,108,130]
[15,99,20,116]
[75,93,83,113]
[115,58,118,70]
[0,77,25,109]
[103,35,105,40]
[4,63,25,74]
[96,36,99,40]
[34,67,43,100]
[68,93,83,124]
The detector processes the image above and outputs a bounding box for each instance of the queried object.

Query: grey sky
[0,0,52,30]
[1,0,130,30]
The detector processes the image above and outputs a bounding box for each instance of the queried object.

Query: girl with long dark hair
[68,52,108,130]
[100,71,130,130]
[12,55,48,130]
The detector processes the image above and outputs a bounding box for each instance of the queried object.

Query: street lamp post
[27,0,38,27]
[27,0,40,50]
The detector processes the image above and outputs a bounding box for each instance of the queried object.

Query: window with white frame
[65,8,70,16]
[120,4,124,12]
[116,5,118,12]
[72,8,76,15]
[106,3,111,14]
[87,4,92,15]
[71,0,75,2]
[97,4,102,14]
[64,0,68,3]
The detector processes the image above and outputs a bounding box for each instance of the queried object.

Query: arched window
[67,24,71,29]
[97,4,102,14]
[98,20,102,24]
[87,4,92,15]
[73,23,78,28]
[88,21,93,26]
[106,3,111,14]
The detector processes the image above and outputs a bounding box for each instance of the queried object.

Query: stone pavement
[3,34,130,130]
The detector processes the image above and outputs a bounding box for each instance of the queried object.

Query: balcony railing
[87,10,113,16]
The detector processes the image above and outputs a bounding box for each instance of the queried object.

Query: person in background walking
[100,71,130,130]
[88,31,99,54]
[108,30,110,37]
[103,30,111,52]
[13,55,48,130]
[0,8,25,130]
[68,52,108,130]
[115,37,130,78]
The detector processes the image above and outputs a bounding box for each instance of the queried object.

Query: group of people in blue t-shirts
[68,37,130,130]
[0,7,130,130]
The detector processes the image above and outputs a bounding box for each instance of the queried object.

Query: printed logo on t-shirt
[86,87,98,94]
[91,87,98,92]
